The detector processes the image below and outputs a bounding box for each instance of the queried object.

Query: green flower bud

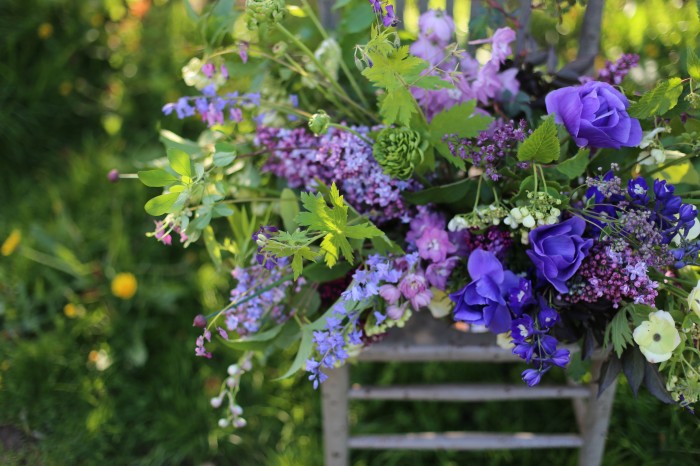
[373,127,427,180]
[308,110,330,135]
[246,0,286,30]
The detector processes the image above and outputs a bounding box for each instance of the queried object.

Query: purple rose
[449,249,518,334]
[526,217,593,293]
[545,81,642,149]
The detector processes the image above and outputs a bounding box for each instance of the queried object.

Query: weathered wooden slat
[348,383,591,401]
[322,366,350,466]
[358,343,523,362]
[348,431,584,450]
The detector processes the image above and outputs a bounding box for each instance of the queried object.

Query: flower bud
[193,314,207,328]
[522,215,536,229]
[218,418,230,428]
[227,364,240,376]
[233,418,247,428]
[108,169,120,183]
[226,377,238,388]
[231,405,243,417]
[210,396,223,409]
[687,280,700,317]
[308,110,330,135]
[241,359,252,371]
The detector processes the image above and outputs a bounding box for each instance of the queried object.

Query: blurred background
[1,0,699,465]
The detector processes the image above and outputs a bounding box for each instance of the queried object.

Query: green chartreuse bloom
[632,310,681,363]
[308,110,330,135]
[246,0,286,30]
[373,127,427,180]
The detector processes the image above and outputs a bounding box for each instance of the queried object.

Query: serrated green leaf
[603,307,634,358]
[379,86,416,126]
[138,169,179,187]
[411,75,455,90]
[280,188,300,231]
[687,47,700,82]
[517,115,560,163]
[144,192,180,216]
[628,78,685,118]
[167,148,192,178]
[429,101,494,169]
[556,148,590,179]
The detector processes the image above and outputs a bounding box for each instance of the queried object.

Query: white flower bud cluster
[448,204,508,231]
[504,205,561,230]
[211,355,254,430]
[637,127,686,166]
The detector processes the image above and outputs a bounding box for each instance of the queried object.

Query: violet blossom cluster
[562,242,659,308]
[443,119,529,180]
[257,125,417,223]
[153,219,188,246]
[306,254,424,388]
[369,0,398,27]
[597,53,640,85]
[409,10,520,120]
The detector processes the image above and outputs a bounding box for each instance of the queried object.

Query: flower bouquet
[131,0,700,428]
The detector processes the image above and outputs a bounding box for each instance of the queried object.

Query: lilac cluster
[563,242,659,308]
[443,119,529,180]
[409,10,520,120]
[598,54,639,85]
[257,125,417,223]
[462,227,514,261]
[252,225,280,270]
[369,0,398,27]
[306,254,415,388]
[511,299,570,386]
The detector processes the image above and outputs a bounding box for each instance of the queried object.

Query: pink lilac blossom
[409,10,520,120]
[416,226,457,263]
[257,125,418,223]
[562,242,659,308]
[154,220,188,246]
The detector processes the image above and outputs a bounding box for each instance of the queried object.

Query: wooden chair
[321,312,616,466]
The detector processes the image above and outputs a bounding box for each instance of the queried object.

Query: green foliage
[361,28,449,126]
[517,115,560,163]
[429,101,494,169]
[687,46,700,82]
[556,148,590,179]
[628,78,685,118]
[604,306,635,358]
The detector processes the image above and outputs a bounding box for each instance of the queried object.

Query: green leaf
[167,148,192,178]
[687,47,700,82]
[211,204,234,218]
[621,347,646,397]
[556,148,590,179]
[202,226,222,267]
[517,115,560,163]
[144,192,180,216]
[302,262,354,283]
[159,129,200,155]
[628,78,685,118]
[275,325,314,380]
[138,169,179,187]
[603,307,634,358]
[213,151,236,167]
[378,86,416,127]
[597,354,622,398]
[411,75,454,90]
[429,101,494,169]
[222,325,285,351]
[403,178,474,205]
[296,183,382,268]
[183,0,201,21]
[643,362,676,404]
[280,188,300,232]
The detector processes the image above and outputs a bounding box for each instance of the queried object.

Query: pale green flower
[633,310,681,363]
[687,280,700,318]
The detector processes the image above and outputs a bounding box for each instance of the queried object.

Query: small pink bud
[193,314,207,328]
[108,169,119,183]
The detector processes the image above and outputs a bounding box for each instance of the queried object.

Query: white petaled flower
[448,215,469,232]
[638,127,669,149]
[687,280,700,318]
[673,218,700,246]
[632,310,681,363]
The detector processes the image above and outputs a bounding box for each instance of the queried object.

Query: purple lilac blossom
[409,11,519,120]
[163,91,261,128]
[598,54,639,85]
[444,119,529,181]
[258,125,417,223]
[416,226,457,263]
[450,249,519,333]
[545,81,643,149]
[526,217,593,293]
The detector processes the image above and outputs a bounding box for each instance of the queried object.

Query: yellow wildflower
[111,273,138,299]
